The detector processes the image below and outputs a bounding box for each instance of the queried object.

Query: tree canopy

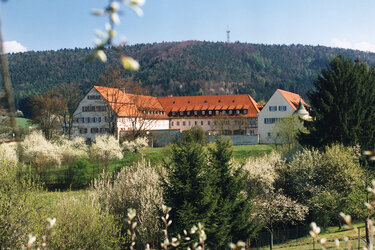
[299,55,375,149]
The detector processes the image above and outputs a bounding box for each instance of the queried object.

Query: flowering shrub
[92,160,163,248]
[122,137,149,152]
[89,134,123,171]
[19,131,61,177]
[56,136,88,165]
[0,142,18,165]
[242,151,285,195]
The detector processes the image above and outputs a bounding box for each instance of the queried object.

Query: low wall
[148,129,182,147]
[208,135,259,145]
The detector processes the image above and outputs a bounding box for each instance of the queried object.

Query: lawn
[257,222,367,249]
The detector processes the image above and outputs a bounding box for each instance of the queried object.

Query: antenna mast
[226,28,230,43]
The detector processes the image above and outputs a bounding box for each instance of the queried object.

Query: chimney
[122,88,126,93]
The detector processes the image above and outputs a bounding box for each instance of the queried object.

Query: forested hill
[7,41,375,109]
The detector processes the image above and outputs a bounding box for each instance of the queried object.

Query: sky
[1,0,375,53]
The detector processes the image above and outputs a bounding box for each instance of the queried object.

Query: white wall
[257,90,295,143]
[72,88,110,141]
[117,117,169,132]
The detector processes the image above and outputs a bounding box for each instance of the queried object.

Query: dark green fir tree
[208,137,259,246]
[299,55,375,149]
[163,140,218,244]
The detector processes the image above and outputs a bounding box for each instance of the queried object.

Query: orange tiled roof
[158,94,260,118]
[94,86,168,119]
[277,89,309,111]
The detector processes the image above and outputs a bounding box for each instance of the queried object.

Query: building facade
[257,89,309,143]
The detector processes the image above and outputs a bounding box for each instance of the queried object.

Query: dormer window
[229,110,233,115]
[202,110,206,115]
[236,110,240,114]
[243,109,248,114]
[187,111,191,116]
[222,110,226,114]
[172,111,176,116]
[180,111,184,116]
[194,111,198,116]
[208,110,212,115]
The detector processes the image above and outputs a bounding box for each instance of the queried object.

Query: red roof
[158,94,260,118]
[277,89,309,111]
[93,86,260,119]
[94,86,168,118]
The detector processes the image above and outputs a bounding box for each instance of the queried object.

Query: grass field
[257,222,367,249]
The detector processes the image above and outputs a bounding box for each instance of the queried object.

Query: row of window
[171,109,248,117]
[87,95,101,100]
[82,105,107,112]
[269,106,287,112]
[79,127,109,134]
[75,117,112,124]
[264,118,281,124]
[172,120,210,127]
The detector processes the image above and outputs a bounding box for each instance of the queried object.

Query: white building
[257,89,309,143]
[72,86,169,142]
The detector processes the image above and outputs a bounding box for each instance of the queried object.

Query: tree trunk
[269,231,273,250]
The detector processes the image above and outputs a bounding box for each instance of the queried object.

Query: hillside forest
[6,41,375,116]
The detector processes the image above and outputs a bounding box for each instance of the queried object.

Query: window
[89,106,95,111]
[202,111,206,115]
[88,95,101,100]
[208,110,212,115]
[195,121,198,125]
[85,117,90,123]
[79,128,87,134]
[249,130,254,135]
[264,118,281,124]
[177,121,180,126]
[201,121,204,125]
[194,111,198,116]
[180,111,184,116]
[215,110,219,115]
[183,121,186,126]
[208,121,211,125]
[222,110,226,114]
[267,132,271,137]
[269,106,277,111]
[100,128,109,133]
[91,117,96,123]
[188,121,191,126]
[98,117,101,122]
[187,111,191,116]
[172,121,174,126]
[90,128,99,133]
[229,110,233,115]
[172,112,176,116]
[243,109,248,114]
[279,106,287,111]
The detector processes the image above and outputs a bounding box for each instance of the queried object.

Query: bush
[19,131,61,178]
[276,144,366,227]
[48,195,122,249]
[0,143,18,165]
[56,136,88,166]
[89,135,123,172]
[183,126,207,145]
[0,154,46,248]
[121,137,149,152]
[92,160,164,248]
[70,158,93,187]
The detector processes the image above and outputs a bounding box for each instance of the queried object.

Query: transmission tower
[226,29,230,43]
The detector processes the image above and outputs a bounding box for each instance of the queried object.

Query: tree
[299,55,375,149]
[163,140,219,247]
[54,82,84,138]
[29,90,65,139]
[164,137,259,248]
[271,114,307,152]
[208,137,259,246]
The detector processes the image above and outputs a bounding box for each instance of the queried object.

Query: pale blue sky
[1,0,375,52]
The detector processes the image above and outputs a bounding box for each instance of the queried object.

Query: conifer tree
[208,137,259,245]
[299,55,375,149]
[163,140,218,243]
